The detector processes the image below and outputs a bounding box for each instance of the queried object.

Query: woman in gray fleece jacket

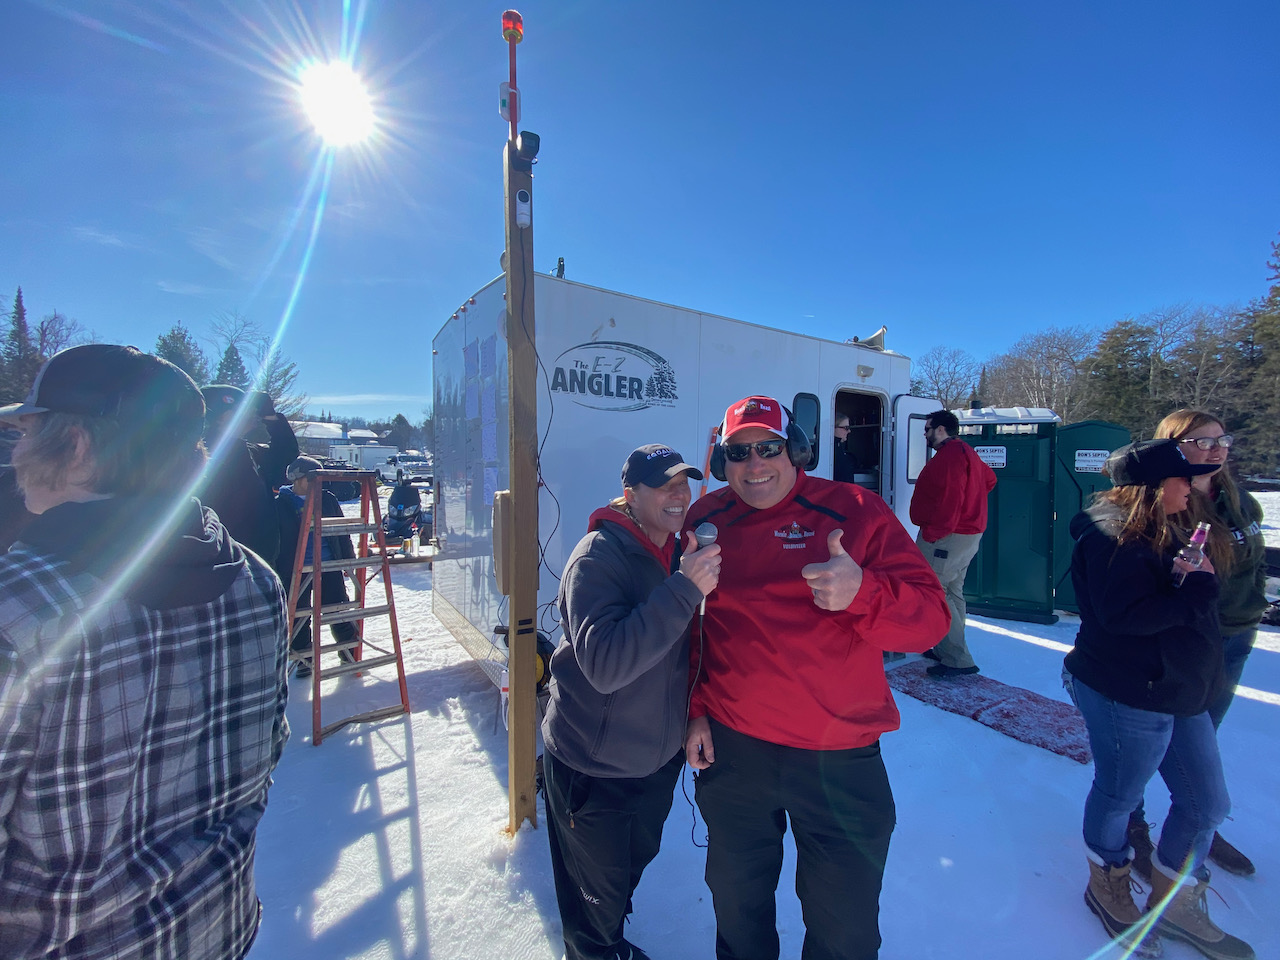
[541,444,721,960]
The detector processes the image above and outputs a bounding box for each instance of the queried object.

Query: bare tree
[910,346,979,411]
[1139,303,1198,403]
[983,326,1097,422]
[35,310,93,357]
[208,311,308,415]
[1166,306,1244,411]
[209,311,259,354]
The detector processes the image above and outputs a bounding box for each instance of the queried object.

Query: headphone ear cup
[785,420,812,468]
[710,443,727,482]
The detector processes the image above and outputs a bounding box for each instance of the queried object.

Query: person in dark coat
[197,384,298,563]
[1064,438,1253,960]
[832,413,859,482]
[1143,409,1269,878]
[542,444,720,960]
[275,456,358,679]
[0,344,287,959]
[0,466,34,552]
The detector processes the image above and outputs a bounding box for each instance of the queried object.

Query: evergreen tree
[1,288,40,403]
[387,413,413,451]
[1082,321,1158,436]
[213,343,250,389]
[155,324,211,385]
[1231,235,1280,474]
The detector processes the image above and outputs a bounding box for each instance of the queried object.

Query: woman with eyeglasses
[1117,410,1270,882]
[1063,439,1254,960]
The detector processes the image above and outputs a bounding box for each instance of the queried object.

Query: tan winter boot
[1085,855,1162,959]
[1147,859,1255,960]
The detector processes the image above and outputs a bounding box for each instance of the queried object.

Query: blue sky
[3,1,1278,421]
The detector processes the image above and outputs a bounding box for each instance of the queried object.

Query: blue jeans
[1070,676,1229,880]
[1208,627,1257,729]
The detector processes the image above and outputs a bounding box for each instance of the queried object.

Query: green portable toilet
[956,407,1061,625]
[1052,420,1130,613]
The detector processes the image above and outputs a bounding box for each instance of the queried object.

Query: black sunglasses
[723,439,786,462]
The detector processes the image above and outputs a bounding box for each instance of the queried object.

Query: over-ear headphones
[709,405,813,481]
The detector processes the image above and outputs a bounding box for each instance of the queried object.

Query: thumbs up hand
[800,529,864,610]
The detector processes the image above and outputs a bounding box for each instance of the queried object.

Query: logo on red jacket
[773,520,815,550]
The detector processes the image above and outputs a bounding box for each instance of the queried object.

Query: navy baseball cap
[621,443,703,488]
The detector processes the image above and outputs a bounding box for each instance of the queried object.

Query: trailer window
[907,414,932,481]
[790,393,819,470]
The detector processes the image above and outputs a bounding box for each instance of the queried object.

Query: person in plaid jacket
[0,344,289,960]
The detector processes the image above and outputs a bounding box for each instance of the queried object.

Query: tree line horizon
[909,234,1280,476]
[5,232,1278,472]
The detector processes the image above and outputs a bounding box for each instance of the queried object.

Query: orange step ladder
[285,469,411,744]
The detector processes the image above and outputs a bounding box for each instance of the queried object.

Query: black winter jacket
[1064,502,1224,717]
[542,508,703,779]
[272,487,355,584]
[197,416,299,565]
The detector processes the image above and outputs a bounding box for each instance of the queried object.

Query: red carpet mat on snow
[886,659,1092,764]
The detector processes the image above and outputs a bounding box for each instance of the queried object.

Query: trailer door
[890,394,940,536]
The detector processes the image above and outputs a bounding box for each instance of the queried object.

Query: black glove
[249,391,277,418]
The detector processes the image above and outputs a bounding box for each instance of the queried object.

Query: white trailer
[431,274,938,671]
[329,443,399,471]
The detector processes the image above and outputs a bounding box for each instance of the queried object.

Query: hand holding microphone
[682,522,722,614]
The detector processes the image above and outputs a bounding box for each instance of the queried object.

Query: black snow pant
[543,749,684,960]
[694,719,896,960]
[290,571,359,653]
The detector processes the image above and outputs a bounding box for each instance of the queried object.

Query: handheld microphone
[694,522,718,616]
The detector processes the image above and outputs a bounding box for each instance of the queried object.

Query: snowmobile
[382,478,423,544]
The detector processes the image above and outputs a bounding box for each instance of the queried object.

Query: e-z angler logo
[550,341,678,412]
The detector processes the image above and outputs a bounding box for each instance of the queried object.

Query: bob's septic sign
[550,341,678,412]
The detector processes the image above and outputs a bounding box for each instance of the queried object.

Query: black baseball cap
[0,344,204,443]
[202,384,246,413]
[621,443,703,488]
[1105,438,1218,487]
[285,456,323,482]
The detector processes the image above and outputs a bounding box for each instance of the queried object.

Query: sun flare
[298,61,374,146]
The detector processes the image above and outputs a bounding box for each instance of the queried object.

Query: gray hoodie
[541,506,702,778]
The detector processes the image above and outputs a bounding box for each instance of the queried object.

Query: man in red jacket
[684,395,949,960]
[909,409,998,678]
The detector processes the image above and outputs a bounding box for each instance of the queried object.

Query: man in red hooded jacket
[909,409,998,678]
[684,395,949,960]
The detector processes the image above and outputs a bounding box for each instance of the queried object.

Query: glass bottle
[1171,521,1211,587]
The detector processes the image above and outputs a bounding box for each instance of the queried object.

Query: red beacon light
[502,10,523,43]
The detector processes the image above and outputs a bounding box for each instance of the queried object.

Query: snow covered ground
[246,493,1279,960]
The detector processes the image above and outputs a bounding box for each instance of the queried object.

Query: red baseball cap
[722,395,785,441]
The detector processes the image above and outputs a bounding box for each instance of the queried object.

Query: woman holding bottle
[1121,410,1269,880]
[1064,439,1254,960]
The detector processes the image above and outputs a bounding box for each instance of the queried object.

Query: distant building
[289,421,345,457]
[347,428,380,444]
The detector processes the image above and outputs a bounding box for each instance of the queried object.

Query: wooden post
[503,138,539,832]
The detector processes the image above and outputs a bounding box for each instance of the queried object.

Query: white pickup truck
[375,455,432,484]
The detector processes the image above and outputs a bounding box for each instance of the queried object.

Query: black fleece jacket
[1064,501,1224,717]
